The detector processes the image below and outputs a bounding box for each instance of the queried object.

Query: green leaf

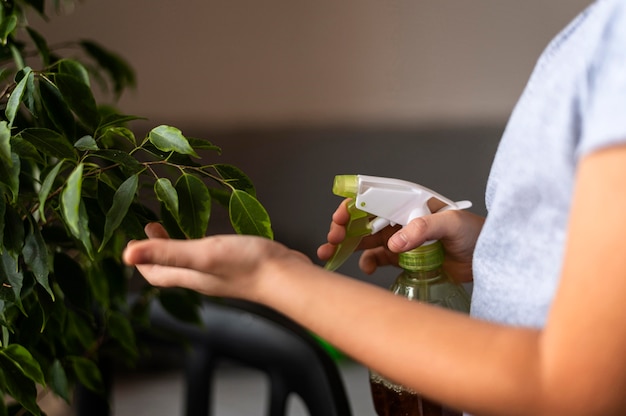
[77,199,95,259]
[208,187,230,207]
[0,353,41,416]
[58,59,90,87]
[9,134,45,164]
[49,360,70,403]
[0,192,5,249]
[61,163,84,239]
[23,67,36,114]
[27,27,50,66]
[39,77,76,138]
[85,265,109,310]
[97,113,145,132]
[187,137,221,153]
[24,0,46,15]
[100,174,138,251]
[59,188,96,257]
[99,257,127,307]
[55,73,100,130]
[148,125,199,158]
[1,325,8,348]
[0,13,17,46]
[74,135,98,151]
[64,309,96,350]
[18,128,75,160]
[107,311,138,360]
[38,161,64,222]
[91,149,144,175]
[214,164,256,196]
[159,202,186,240]
[17,296,45,344]
[154,178,178,220]
[175,174,211,239]
[23,218,54,299]
[0,122,10,164]
[36,293,56,328]
[0,153,20,203]
[80,40,136,98]
[0,344,45,385]
[68,356,103,394]
[229,189,273,239]
[10,44,24,71]
[0,251,25,314]
[3,204,23,254]
[98,126,135,147]
[53,252,90,312]
[6,67,32,126]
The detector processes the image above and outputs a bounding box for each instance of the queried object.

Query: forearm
[257,260,546,416]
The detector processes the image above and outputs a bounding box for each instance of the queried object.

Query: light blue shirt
[471,0,626,328]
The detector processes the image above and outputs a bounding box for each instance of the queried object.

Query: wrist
[250,248,313,306]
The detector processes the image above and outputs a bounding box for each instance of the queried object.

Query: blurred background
[32,0,590,277]
[33,0,589,414]
[35,0,587,129]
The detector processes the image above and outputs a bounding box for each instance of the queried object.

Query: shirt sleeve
[578,1,626,158]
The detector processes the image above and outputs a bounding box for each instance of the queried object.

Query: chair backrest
[150,298,353,416]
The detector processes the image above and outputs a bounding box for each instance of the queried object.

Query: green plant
[0,1,273,414]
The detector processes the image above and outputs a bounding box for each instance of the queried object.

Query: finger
[317,242,337,261]
[347,224,401,255]
[387,211,453,253]
[145,222,170,239]
[319,222,401,261]
[137,264,219,295]
[135,263,211,290]
[387,210,461,252]
[123,236,232,273]
[331,198,352,225]
[359,247,398,275]
[326,220,347,245]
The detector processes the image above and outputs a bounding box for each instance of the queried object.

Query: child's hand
[124,225,311,299]
[317,198,484,282]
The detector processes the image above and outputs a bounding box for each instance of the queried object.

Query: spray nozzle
[332,175,359,198]
[324,174,472,271]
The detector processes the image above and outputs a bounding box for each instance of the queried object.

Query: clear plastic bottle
[369,241,470,416]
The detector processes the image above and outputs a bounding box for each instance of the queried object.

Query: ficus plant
[0,1,273,414]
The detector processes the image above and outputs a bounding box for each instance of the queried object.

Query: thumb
[387,217,430,252]
[387,212,454,253]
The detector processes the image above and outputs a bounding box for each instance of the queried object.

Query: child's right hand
[317,198,485,282]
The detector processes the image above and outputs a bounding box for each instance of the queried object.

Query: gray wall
[33,0,590,129]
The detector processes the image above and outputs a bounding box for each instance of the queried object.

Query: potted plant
[0,1,273,414]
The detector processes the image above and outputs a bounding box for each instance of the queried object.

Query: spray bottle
[325,174,472,416]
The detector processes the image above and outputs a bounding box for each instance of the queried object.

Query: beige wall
[32,0,590,129]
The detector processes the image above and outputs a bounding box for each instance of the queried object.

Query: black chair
[149,298,353,416]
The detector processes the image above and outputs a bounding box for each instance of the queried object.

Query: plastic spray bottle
[325,174,472,416]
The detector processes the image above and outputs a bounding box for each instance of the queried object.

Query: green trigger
[324,200,371,271]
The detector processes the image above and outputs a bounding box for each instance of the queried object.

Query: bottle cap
[399,241,444,271]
